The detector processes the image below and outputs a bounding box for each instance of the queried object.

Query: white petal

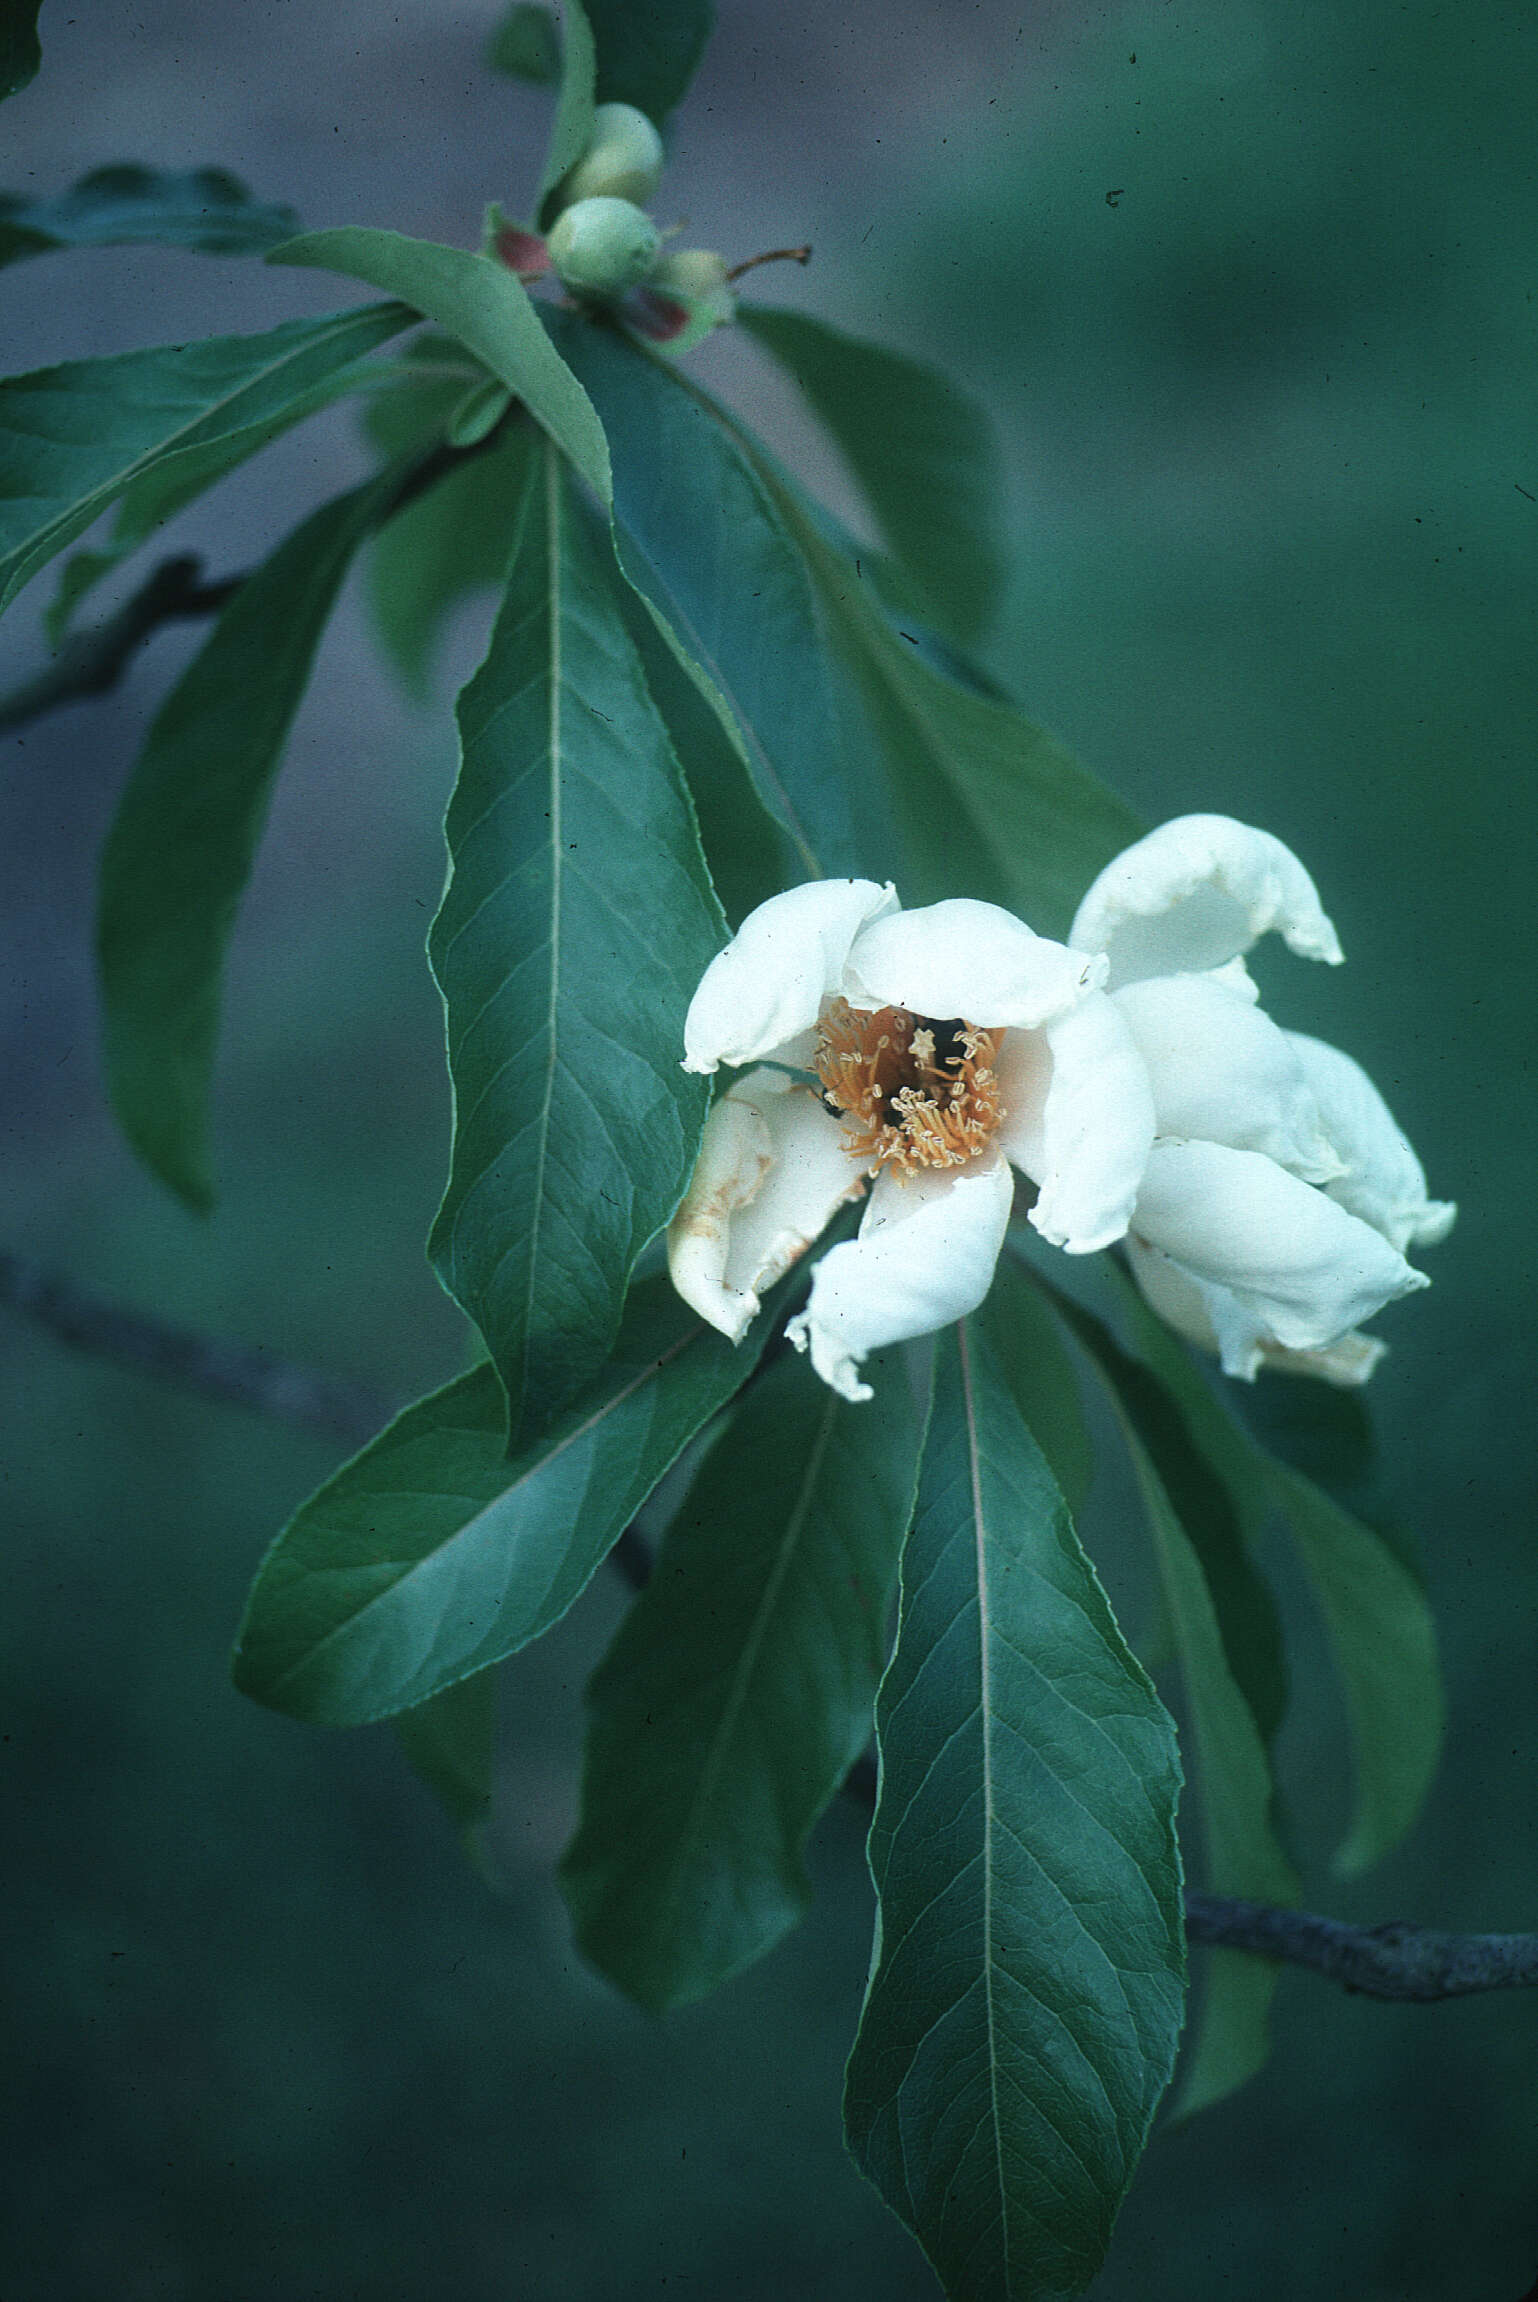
[1124,1236,1387,1386]
[1131,1139,1427,1359]
[1204,956,1261,1004]
[1069,815,1343,986]
[842,899,1105,1031]
[1260,1332,1389,1386]
[1286,1031,1456,1253]
[682,878,897,1073]
[1113,973,1344,1183]
[996,992,1155,1253]
[667,1069,865,1341]
[785,1153,1015,1401]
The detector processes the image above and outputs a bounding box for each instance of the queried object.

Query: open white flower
[1069,815,1455,1385]
[668,878,1152,1400]
[667,818,1453,1401]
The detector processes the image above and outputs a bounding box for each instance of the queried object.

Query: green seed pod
[548,195,662,298]
[650,248,732,304]
[560,102,665,208]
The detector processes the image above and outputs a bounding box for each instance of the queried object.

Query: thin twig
[0,426,507,740]
[1182,1893,1538,2002]
[0,556,243,736]
[0,1246,391,1446]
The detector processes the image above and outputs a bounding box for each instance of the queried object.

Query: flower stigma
[813,998,1005,1177]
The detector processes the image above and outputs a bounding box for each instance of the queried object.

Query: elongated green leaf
[488,2,561,83]
[1047,1277,1297,2117]
[537,0,596,213]
[393,1667,498,1843]
[428,439,721,1446]
[1269,1463,1442,1880]
[1044,1279,1287,1745]
[585,0,713,121]
[548,310,900,883]
[0,301,410,617]
[362,376,531,697]
[0,164,298,270]
[1,0,42,102]
[232,1272,795,1726]
[46,353,389,645]
[608,557,798,925]
[561,1346,921,2011]
[97,461,408,1209]
[270,228,610,501]
[763,471,1141,938]
[845,1321,1185,2302]
[982,1253,1095,1522]
[740,304,1008,647]
[1101,1260,1442,1880]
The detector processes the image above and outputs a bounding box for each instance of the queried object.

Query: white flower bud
[547,195,661,299]
[560,103,665,208]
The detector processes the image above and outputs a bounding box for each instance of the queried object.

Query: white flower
[1069,815,1455,1385]
[667,878,1151,1400]
[666,819,1453,1401]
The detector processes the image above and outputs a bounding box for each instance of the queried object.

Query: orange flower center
[814,999,1005,1177]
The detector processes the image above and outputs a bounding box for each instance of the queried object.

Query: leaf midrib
[957,1319,1013,2293]
[260,1325,701,1710]
[653,1387,842,1948]
[3,306,398,574]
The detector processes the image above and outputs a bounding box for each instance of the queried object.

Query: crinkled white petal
[1124,1235,1387,1385]
[667,1069,865,1341]
[1069,814,1343,987]
[1203,955,1261,1004]
[1113,973,1345,1183]
[995,992,1155,1253]
[682,878,898,1073]
[842,899,1105,1031]
[1260,1331,1389,1386]
[1131,1139,1426,1361]
[784,1152,1015,1402]
[1286,1031,1456,1253]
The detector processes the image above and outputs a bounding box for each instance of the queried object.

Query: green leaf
[739,304,1009,647]
[393,1667,498,1844]
[269,228,610,501]
[560,1345,922,2011]
[1047,1276,1297,2117]
[45,353,390,645]
[759,467,1142,937]
[232,1271,796,1727]
[0,301,411,617]
[0,164,299,270]
[1045,1277,1287,1746]
[1268,1462,1442,1880]
[845,1321,1185,2302]
[487,2,562,83]
[537,0,597,216]
[363,378,531,699]
[982,1253,1095,1522]
[607,558,799,925]
[96,459,410,1208]
[1,0,42,102]
[428,438,722,1447]
[585,0,713,122]
[1100,1260,1442,1880]
[548,310,902,883]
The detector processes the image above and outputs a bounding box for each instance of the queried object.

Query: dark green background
[2,3,1533,2295]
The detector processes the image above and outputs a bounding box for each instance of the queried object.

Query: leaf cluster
[0,7,1446,2296]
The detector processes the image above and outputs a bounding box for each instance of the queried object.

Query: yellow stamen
[814,1000,1005,1178]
